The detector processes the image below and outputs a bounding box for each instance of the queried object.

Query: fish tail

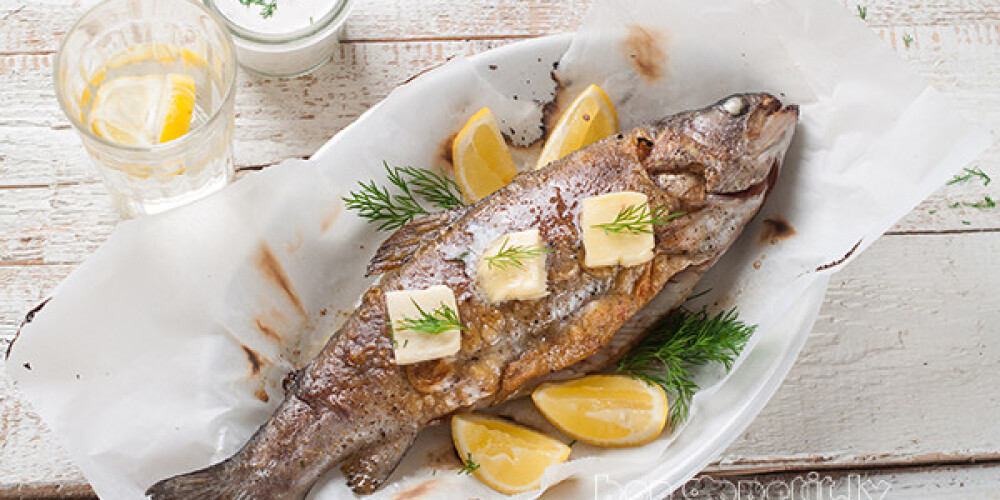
[147,392,358,500]
[145,461,235,500]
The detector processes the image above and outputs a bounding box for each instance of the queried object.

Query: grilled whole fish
[147,93,798,499]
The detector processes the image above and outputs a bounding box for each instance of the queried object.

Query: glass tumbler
[54,0,238,218]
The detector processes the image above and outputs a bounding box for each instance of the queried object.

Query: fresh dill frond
[401,165,466,210]
[616,307,755,425]
[396,300,467,335]
[857,4,868,20]
[485,238,553,270]
[238,0,277,19]
[685,288,713,302]
[343,162,464,231]
[594,204,685,235]
[962,195,996,209]
[902,34,914,48]
[948,195,996,210]
[457,453,480,475]
[948,167,991,186]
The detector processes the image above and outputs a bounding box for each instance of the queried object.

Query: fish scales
[147,93,799,499]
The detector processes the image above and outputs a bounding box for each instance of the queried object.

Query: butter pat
[581,191,656,268]
[477,229,549,303]
[386,285,462,365]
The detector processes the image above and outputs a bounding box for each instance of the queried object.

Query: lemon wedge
[452,107,519,203]
[88,73,196,146]
[532,374,668,447]
[535,84,619,170]
[452,413,571,494]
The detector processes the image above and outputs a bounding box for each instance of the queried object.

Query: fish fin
[342,428,419,494]
[366,208,465,277]
[145,461,234,500]
[147,395,353,500]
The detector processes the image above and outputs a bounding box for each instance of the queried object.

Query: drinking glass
[54,0,238,218]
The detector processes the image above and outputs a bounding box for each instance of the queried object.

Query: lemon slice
[103,43,207,70]
[452,413,571,494]
[535,84,619,170]
[452,107,519,203]
[88,73,196,146]
[81,44,206,109]
[532,374,668,447]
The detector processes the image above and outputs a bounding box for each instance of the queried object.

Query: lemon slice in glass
[88,73,196,146]
[532,374,668,447]
[452,413,571,494]
[535,84,619,170]
[452,107,519,203]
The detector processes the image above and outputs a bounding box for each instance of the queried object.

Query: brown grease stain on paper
[7,298,51,360]
[241,344,267,376]
[760,217,796,245]
[438,132,457,169]
[394,479,440,500]
[241,345,272,403]
[286,230,304,253]
[254,317,284,344]
[425,444,462,469]
[623,25,667,81]
[322,204,343,233]
[254,383,270,403]
[540,70,569,147]
[816,239,863,272]
[257,244,307,318]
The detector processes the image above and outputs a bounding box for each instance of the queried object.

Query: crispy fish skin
[146,93,798,499]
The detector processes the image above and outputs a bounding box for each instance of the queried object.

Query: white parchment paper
[6,0,991,498]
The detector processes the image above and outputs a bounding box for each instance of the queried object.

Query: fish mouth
[722,103,799,200]
[755,102,799,156]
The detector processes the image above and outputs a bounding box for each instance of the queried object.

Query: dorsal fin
[365,208,466,277]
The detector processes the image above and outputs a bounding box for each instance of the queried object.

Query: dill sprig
[485,238,553,270]
[396,300,467,335]
[238,0,277,19]
[617,307,755,425]
[857,4,868,20]
[594,204,685,235]
[457,453,480,475]
[343,162,465,231]
[950,195,996,209]
[948,167,991,186]
[902,34,914,48]
[406,166,465,211]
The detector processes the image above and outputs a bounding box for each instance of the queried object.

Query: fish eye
[721,96,749,117]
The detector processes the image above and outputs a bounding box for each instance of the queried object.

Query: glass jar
[204,0,353,77]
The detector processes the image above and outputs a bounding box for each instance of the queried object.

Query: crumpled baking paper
[6,0,991,498]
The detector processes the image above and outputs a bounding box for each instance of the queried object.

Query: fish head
[649,93,799,195]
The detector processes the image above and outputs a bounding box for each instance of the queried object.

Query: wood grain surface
[1,0,998,497]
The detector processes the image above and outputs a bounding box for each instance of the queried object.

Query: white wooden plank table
[2,0,998,498]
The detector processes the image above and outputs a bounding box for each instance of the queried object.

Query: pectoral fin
[341,428,419,494]
[366,208,465,276]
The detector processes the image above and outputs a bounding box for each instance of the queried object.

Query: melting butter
[580,191,656,268]
[385,285,462,365]
[477,229,549,303]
